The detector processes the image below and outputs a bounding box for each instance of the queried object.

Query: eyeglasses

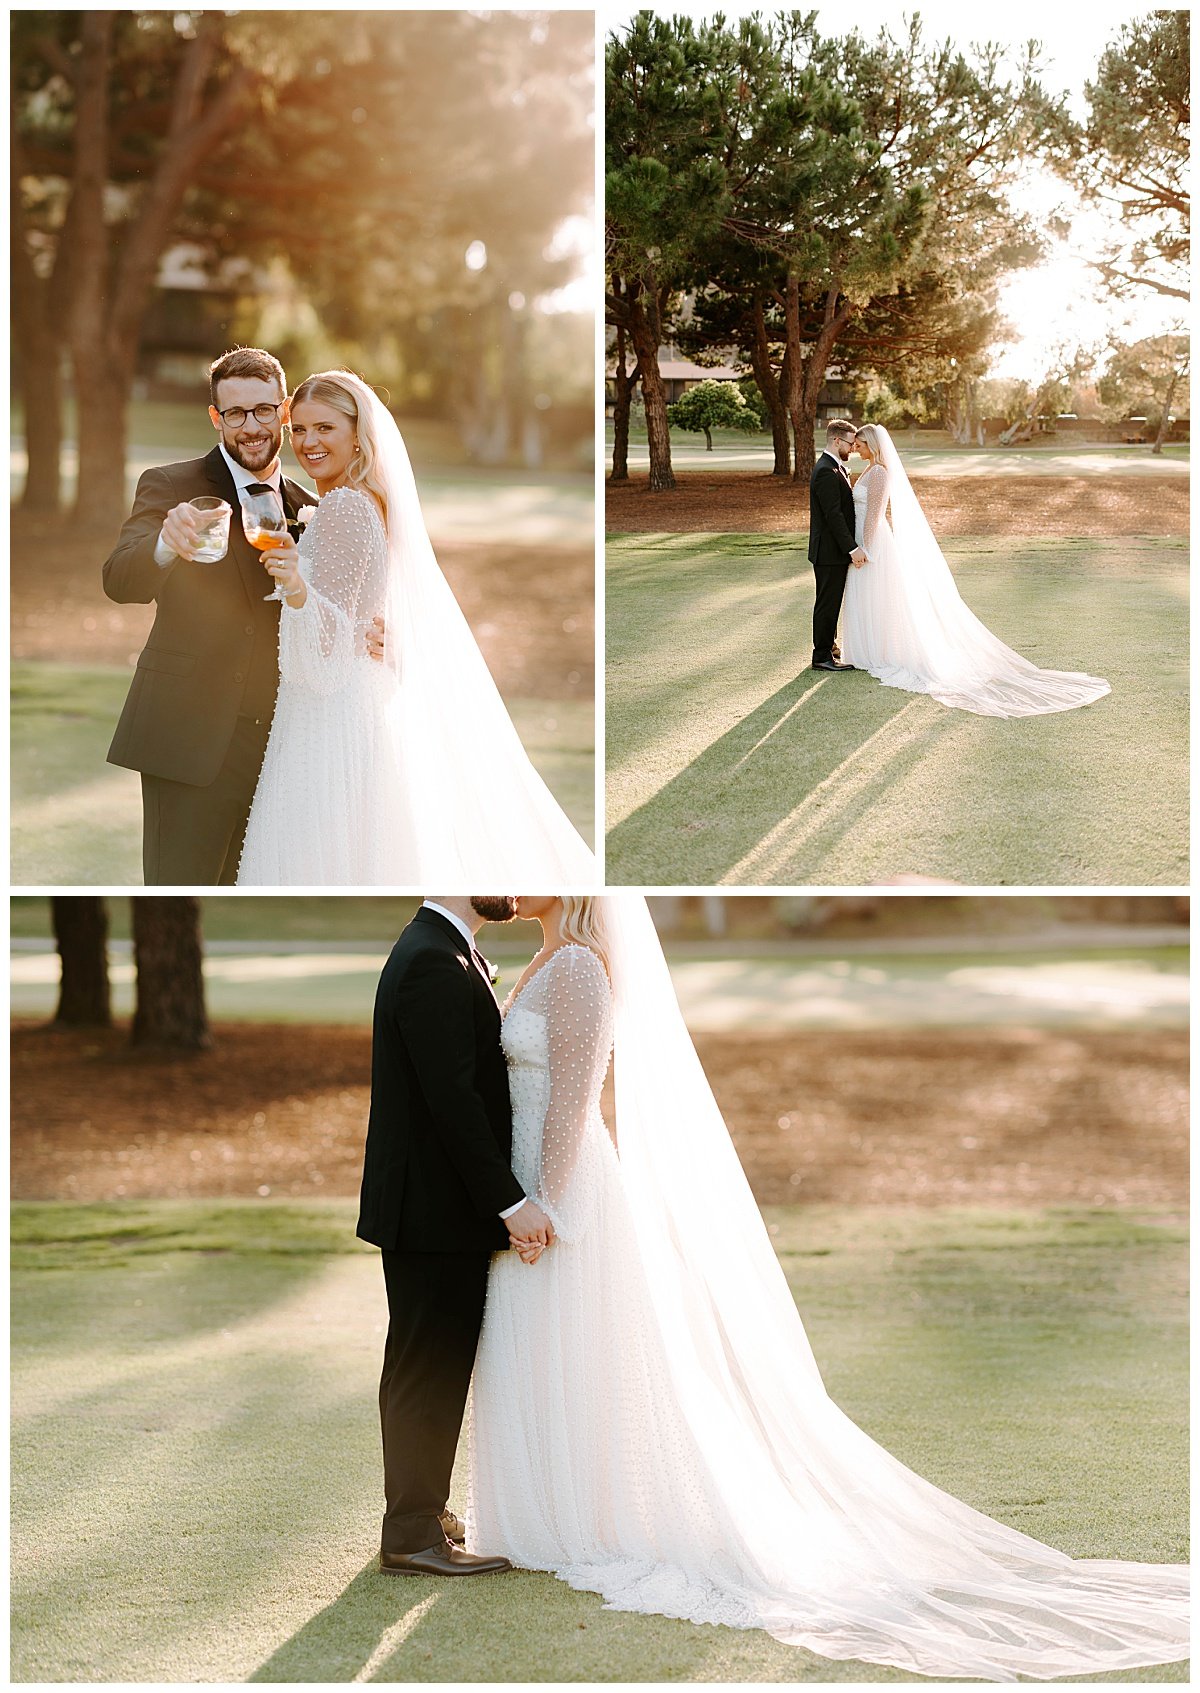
[214,402,284,428]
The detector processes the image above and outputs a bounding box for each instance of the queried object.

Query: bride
[839,425,1111,717]
[236,370,596,884]
[468,893,1187,1681]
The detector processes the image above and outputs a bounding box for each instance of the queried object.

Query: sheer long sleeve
[536,944,614,1242]
[278,486,389,696]
[861,466,891,551]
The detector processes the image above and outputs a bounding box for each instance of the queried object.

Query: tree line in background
[606,9,1189,489]
[12,9,593,529]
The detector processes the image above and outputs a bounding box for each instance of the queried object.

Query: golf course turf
[606,533,1186,885]
[11,1201,1188,1682]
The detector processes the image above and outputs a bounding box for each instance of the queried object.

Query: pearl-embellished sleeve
[278,486,389,696]
[862,465,891,551]
[535,944,613,1242]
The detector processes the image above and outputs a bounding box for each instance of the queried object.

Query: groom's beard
[222,425,283,475]
[470,896,518,923]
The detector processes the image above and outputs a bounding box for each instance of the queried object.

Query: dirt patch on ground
[606,474,1188,538]
[11,1021,1186,1210]
[9,523,592,700]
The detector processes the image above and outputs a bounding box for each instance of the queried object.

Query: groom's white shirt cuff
[155,444,284,565]
[420,902,528,1223]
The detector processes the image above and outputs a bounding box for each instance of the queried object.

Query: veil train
[335,372,596,884]
[850,427,1111,718]
[598,893,1187,1680]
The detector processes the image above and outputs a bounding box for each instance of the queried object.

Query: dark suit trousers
[379,1250,491,1554]
[812,559,850,663]
[141,715,272,886]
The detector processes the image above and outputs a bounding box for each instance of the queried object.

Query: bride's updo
[559,896,609,968]
[291,369,389,523]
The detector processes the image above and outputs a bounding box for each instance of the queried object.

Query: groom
[357,897,555,1576]
[102,346,316,885]
[808,419,867,671]
[102,347,323,885]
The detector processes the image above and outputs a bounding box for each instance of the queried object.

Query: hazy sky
[604,2,1185,379]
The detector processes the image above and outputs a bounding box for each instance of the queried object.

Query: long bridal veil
[867,426,1111,718]
[600,892,1187,1680]
[332,372,596,883]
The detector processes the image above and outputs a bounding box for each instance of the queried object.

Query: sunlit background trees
[606,9,1189,488]
[12,9,595,528]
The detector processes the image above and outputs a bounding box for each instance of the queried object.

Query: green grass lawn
[10,662,594,884]
[605,424,1191,476]
[11,1200,1187,1683]
[606,535,1187,886]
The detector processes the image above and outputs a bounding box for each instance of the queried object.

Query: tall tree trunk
[609,323,638,482]
[65,18,255,528]
[51,897,112,1027]
[1152,366,1180,455]
[73,352,135,532]
[11,79,66,514]
[749,296,790,476]
[65,13,126,531]
[628,296,675,492]
[783,274,806,479]
[12,284,65,518]
[787,280,852,483]
[131,897,210,1051]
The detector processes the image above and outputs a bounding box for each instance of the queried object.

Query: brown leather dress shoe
[380,1543,513,1577]
[439,1510,466,1544]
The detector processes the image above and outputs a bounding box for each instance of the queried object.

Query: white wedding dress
[237,372,596,885]
[839,437,1111,718]
[238,486,417,883]
[467,916,1188,1682]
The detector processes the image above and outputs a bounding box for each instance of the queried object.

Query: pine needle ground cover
[606,535,1186,885]
[12,1201,1187,1683]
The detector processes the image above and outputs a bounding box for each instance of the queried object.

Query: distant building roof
[658,357,740,381]
[606,351,742,379]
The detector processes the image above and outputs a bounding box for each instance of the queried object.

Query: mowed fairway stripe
[728,700,929,883]
[606,533,1186,885]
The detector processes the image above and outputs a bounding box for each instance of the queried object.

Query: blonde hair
[290,370,388,524]
[855,423,883,457]
[559,896,608,968]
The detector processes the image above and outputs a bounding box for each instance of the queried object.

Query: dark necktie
[244,480,284,515]
[471,947,497,996]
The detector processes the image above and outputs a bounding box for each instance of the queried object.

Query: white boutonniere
[483,956,501,987]
[297,505,317,526]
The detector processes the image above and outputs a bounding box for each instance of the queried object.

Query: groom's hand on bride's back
[505,1198,555,1252]
[366,614,386,663]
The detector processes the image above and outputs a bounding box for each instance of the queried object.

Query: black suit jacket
[808,453,857,567]
[356,909,526,1255]
[103,445,314,786]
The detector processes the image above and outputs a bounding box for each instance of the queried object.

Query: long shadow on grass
[248,1564,411,1682]
[12,1285,386,1678]
[607,670,953,885]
